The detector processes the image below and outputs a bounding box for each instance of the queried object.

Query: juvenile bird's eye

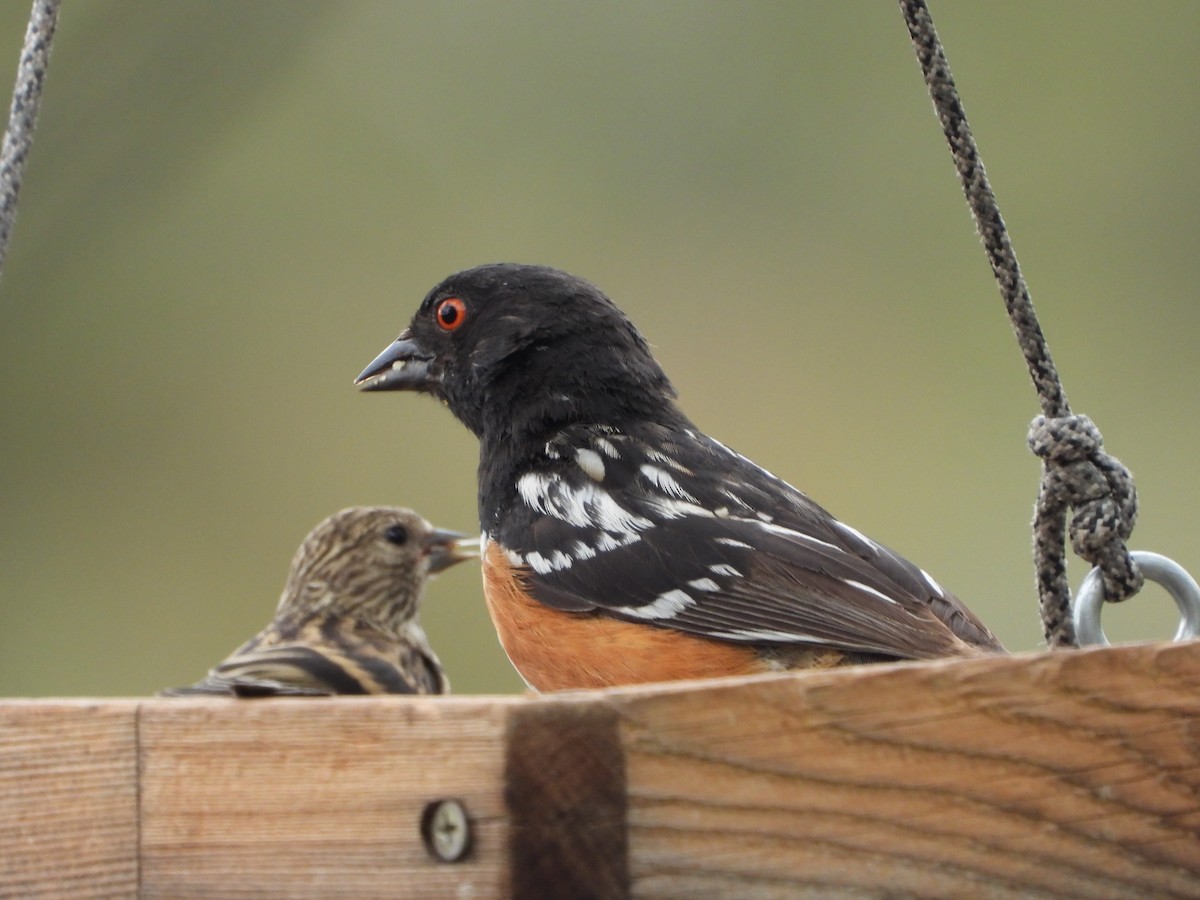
[435,297,467,331]
[384,524,409,546]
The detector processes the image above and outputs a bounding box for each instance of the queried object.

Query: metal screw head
[420,798,472,863]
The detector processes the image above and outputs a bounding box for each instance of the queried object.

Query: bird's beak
[354,331,441,392]
[424,528,481,574]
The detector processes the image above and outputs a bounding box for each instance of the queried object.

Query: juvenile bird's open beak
[355,331,441,392]
[424,528,481,574]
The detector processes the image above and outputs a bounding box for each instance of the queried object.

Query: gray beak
[424,528,480,574]
[355,332,440,392]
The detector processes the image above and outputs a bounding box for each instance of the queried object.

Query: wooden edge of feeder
[2,640,1198,898]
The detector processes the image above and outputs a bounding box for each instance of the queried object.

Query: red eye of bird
[435,297,467,331]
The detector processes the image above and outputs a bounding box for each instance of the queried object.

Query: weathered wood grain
[1,642,1197,899]
[139,696,518,899]
[506,702,629,899]
[609,642,1200,899]
[0,699,139,898]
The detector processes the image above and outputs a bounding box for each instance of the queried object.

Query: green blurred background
[1,2,1196,697]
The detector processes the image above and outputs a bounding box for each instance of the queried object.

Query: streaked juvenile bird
[356,264,1005,692]
[161,507,478,697]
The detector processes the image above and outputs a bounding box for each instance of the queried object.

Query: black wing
[497,424,1001,659]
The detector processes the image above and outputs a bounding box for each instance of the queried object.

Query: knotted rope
[898,0,1141,647]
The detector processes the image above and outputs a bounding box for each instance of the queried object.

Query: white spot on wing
[755,520,840,552]
[594,533,621,553]
[709,563,743,577]
[593,532,641,553]
[844,579,899,606]
[720,488,752,510]
[714,537,753,550]
[622,589,694,619]
[920,568,945,598]
[594,437,620,459]
[644,447,692,474]
[832,520,878,555]
[705,434,805,496]
[687,577,720,592]
[575,447,605,482]
[517,472,552,510]
[517,472,651,534]
[525,550,573,574]
[571,540,597,561]
[639,464,698,503]
[647,498,714,520]
[707,628,821,643]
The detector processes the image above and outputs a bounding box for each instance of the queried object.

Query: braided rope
[898,0,1141,647]
[0,0,60,281]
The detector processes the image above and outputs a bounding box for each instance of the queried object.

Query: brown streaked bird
[161,507,478,697]
[355,264,1005,692]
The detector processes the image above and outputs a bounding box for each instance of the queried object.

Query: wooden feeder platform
[3,641,1198,898]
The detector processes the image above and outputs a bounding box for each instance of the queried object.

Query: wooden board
[1,641,1198,898]
[0,699,139,898]
[140,696,518,898]
[610,642,1200,899]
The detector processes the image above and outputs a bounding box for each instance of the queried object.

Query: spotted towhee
[162,507,478,697]
[356,264,1004,691]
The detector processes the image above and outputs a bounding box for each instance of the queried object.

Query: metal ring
[1073,551,1200,647]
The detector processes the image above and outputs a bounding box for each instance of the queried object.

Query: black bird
[162,507,477,697]
[356,264,1003,691]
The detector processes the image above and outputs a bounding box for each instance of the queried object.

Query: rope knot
[901,0,1144,648]
[1028,414,1142,606]
[1027,413,1101,463]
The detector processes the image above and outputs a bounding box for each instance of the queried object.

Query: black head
[356,264,680,442]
